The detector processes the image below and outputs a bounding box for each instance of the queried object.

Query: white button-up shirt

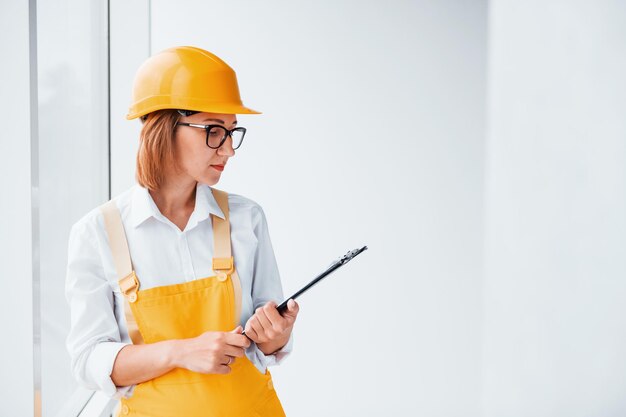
[65,183,293,399]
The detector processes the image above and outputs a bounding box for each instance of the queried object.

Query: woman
[65,46,298,417]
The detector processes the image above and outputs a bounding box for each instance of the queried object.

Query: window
[37,0,109,415]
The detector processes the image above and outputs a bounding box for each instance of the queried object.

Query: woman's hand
[244,299,299,354]
[173,326,251,374]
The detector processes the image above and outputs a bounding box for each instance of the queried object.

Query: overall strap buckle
[119,271,140,303]
[212,256,234,282]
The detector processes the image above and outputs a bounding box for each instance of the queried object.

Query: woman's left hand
[244,299,299,351]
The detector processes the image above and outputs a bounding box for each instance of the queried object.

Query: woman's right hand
[173,325,251,375]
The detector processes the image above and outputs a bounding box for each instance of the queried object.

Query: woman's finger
[215,364,232,375]
[267,299,298,324]
[283,299,299,320]
[248,317,267,343]
[223,344,245,358]
[257,307,278,335]
[262,303,288,332]
[244,321,259,342]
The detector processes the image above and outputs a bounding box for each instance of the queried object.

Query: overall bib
[100,187,286,417]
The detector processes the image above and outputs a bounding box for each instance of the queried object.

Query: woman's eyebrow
[202,118,237,126]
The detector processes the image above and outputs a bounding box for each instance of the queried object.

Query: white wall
[108,1,488,415]
[483,1,626,415]
[110,0,150,197]
[0,0,36,415]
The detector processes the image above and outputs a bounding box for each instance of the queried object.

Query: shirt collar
[130,183,225,229]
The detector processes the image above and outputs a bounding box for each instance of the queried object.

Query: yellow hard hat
[126,46,261,120]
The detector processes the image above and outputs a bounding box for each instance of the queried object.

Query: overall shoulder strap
[100,200,133,280]
[210,188,243,326]
[99,200,144,345]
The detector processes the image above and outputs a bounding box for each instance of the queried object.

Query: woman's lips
[211,165,224,172]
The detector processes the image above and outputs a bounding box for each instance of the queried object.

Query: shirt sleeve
[65,216,134,399]
[249,204,294,367]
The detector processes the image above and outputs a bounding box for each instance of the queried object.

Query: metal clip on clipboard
[241,245,368,337]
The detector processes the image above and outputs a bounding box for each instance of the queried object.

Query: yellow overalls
[100,187,286,417]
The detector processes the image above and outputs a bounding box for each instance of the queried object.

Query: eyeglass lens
[207,126,245,149]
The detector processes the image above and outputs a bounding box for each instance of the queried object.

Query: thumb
[230,325,243,334]
[284,299,299,318]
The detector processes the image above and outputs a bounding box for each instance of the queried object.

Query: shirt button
[267,379,274,390]
[121,404,130,415]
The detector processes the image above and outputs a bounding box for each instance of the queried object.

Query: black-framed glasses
[176,122,247,149]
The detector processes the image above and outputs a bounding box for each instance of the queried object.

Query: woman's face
[173,112,238,186]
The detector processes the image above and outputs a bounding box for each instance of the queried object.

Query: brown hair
[136,109,180,190]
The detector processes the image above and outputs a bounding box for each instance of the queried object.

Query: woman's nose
[218,135,236,156]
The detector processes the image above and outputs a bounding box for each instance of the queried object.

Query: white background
[0,1,35,416]
[483,1,626,416]
[111,1,487,415]
[2,1,625,416]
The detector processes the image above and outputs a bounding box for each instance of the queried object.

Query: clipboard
[242,245,368,337]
